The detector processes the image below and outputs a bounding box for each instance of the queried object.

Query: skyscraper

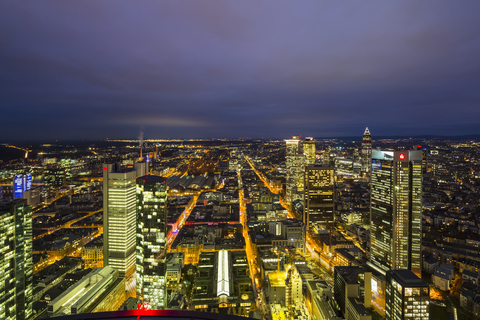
[361,127,372,173]
[369,150,422,277]
[304,166,335,230]
[303,137,316,166]
[0,199,33,320]
[422,148,428,174]
[103,162,146,281]
[136,175,168,309]
[385,270,429,320]
[285,136,305,203]
[44,167,66,188]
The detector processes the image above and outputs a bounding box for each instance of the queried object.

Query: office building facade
[333,266,372,319]
[304,166,335,230]
[103,162,146,280]
[361,127,372,173]
[370,150,422,277]
[303,137,316,166]
[136,175,168,309]
[44,168,66,188]
[285,136,305,203]
[385,270,429,320]
[0,200,33,320]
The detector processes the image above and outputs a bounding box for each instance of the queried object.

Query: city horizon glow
[1,1,480,140]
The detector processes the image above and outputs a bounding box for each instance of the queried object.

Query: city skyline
[1,1,480,318]
[1,1,480,140]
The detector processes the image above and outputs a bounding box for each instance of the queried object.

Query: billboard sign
[26,173,32,191]
[13,175,23,199]
[372,150,394,160]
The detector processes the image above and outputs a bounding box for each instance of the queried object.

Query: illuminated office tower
[285,136,305,203]
[303,137,316,166]
[361,127,372,173]
[103,162,146,281]
[385,270,429,320]
[304,166,335,230]
[323,148,331,166]
[0,199,33,320]
[422,148,428,174]
[286,135,302,156]
[136,175,168,309]
[44,167,66,188]
[370,150,422,277]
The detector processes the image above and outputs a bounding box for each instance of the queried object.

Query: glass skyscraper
[304,166,335,230]
[103,163,146,281]
[285,136,305,203]
[303,137,316,166]
[385,269,429,320]
[136,175,168,309]
[370,150,422,277]
[361,127,372,173]
[0,199,33,320]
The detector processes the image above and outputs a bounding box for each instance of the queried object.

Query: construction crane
[6,145,31,158]
[271,248,306,318]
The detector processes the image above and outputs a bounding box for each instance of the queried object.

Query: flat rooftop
[389,269,428,287]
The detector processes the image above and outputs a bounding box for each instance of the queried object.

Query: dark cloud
[1,1,480,140]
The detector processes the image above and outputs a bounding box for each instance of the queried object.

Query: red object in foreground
[137,302,149,310]
[399,153,405,160]
[103,167,108,170]
[50,309,256,320]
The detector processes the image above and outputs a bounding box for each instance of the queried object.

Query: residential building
[82,237,103,269]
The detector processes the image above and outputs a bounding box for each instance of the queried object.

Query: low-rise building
[462,270,478,285]
[82,236,103,268]
[47,267,125,317]
[190,250,255,316]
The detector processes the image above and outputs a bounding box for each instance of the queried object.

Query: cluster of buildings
[2,132,480,320]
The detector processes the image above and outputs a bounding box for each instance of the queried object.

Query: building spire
[364,127,370,135]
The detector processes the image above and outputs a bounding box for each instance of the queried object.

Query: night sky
[1,1,480,141]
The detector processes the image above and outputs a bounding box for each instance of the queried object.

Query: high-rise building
[136,175,168,309]
[422,148,428,174]
[304,166,335,230]
[303,137,316,166]
[385,270,429,320]
[285,136,305,203]
[370,150,422,277]
[322,148,331,166]
[0,199,33,320]
[333,266,372,319]
[361,127,372,173]
[103,162,146,281]
[44,168,66,188]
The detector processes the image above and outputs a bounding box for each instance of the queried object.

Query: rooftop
[388,269,428,287]
[334,266,365,284]
[138,175,167,183]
